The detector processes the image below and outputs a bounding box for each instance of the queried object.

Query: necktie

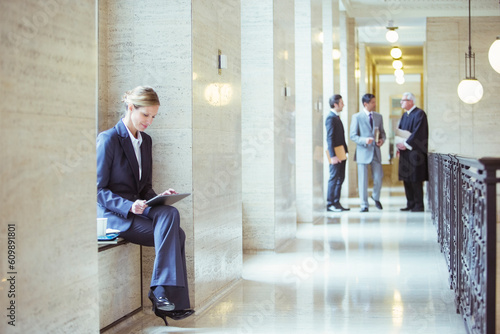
[369,113,373,128]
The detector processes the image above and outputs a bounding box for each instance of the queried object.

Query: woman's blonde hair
[122,86,160,111]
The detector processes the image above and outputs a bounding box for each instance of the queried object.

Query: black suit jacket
[96,120,157,231]
[325,111,348,159]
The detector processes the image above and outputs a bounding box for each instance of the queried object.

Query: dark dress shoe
[149,288,175,312]
[411,207,424,212]
[400,207,413,211]
[164,309,195,320]
[360,207,369,212]
[327,205,342,212]
[336,204,351,211]
[371,196,383,210]
[328,204,351,212]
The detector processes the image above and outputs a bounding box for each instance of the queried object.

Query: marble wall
[339,13,358,197]
[426,17,500,157]
[192,0,242,307]
[295,0,324,223]
[99,0,242,310]
[0,1,99,333]
[241,0,296,251]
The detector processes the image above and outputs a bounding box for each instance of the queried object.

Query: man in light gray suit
[350,93,386,212]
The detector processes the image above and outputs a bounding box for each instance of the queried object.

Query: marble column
[339,12,358,198]
[295,0,324,223]
[1,1,99,332]
[241,0,296,251]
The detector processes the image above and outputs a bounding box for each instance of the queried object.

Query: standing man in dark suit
[350,93,386,212]
[396,92,428,212]
[325,94,350,212]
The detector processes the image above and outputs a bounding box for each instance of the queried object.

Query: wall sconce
[283,84,291,98]
[390,46,402,59]
[385,21,399,43]
[457,0,483,104]
[332,49,341,60]
[218,49,227,75]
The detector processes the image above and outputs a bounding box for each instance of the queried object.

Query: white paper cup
[97,218,107,237]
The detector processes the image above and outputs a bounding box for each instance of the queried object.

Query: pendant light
[488,1,500,73]
[457,0,483,104]
[386,21,399,43]
[390,46,402,59]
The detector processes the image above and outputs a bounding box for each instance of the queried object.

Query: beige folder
[325,145,347,164]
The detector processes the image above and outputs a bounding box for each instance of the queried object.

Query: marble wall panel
[192,0,242,308]
[0,1,98,332]
[311,0,324,221]
[100,0,196,309]
[339,14,358,197]
[295,0,314,223]
[426,17,500,157]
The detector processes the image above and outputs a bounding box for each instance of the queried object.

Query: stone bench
[98,239,142,332]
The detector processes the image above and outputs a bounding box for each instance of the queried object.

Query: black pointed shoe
[148,288,175,312]
[164,309,195,320]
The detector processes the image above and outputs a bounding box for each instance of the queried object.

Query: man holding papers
[350,94,386,212]
[396,92,429,212]
[325,94,350,212]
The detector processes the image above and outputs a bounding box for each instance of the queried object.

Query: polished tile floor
[106,187,467,334]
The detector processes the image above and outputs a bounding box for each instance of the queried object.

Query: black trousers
[403,181,424,210]
[327,160,346,206]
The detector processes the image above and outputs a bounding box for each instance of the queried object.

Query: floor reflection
[105,186,466,334]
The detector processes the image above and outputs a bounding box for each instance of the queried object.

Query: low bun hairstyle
[122,86,160,111]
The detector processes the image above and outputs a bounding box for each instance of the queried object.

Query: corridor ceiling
[341,0,499,74]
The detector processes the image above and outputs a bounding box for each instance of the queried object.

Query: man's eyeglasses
[400,99,410,102]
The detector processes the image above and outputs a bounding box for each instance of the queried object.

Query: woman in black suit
[96,86,194,325]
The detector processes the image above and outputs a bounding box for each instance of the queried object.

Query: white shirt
[406,105,417,115]
[363,108,373,119]
[121,119,143,180]
[330,109,339,116]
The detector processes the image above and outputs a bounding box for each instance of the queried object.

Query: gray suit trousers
[357,153,383,209]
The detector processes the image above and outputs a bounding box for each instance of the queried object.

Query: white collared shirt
[122,119,143,180]
[406,105,417,115]
[363,108,373,118]
[331,108,339,116]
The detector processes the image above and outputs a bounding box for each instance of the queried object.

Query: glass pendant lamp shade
[394,69,404,77]
[457,79,484,104]
[489,37,500,73]
[390,47,402,59]
[392,60,403,70]
[386,30,399,43]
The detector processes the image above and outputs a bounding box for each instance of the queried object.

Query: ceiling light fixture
[386,21,399,43]
[488,1,500,73]
[390,46,402,59]
[394,69,404,77]
[457,0,483,104]
[392,59,403,70]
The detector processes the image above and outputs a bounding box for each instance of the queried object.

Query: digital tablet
[145,193,191,207]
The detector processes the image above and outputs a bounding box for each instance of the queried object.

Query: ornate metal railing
[428,153,500,334]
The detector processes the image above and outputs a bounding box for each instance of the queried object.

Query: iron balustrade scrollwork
[428,153,500,334]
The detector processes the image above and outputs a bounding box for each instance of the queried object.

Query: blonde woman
[96,86,193,325]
